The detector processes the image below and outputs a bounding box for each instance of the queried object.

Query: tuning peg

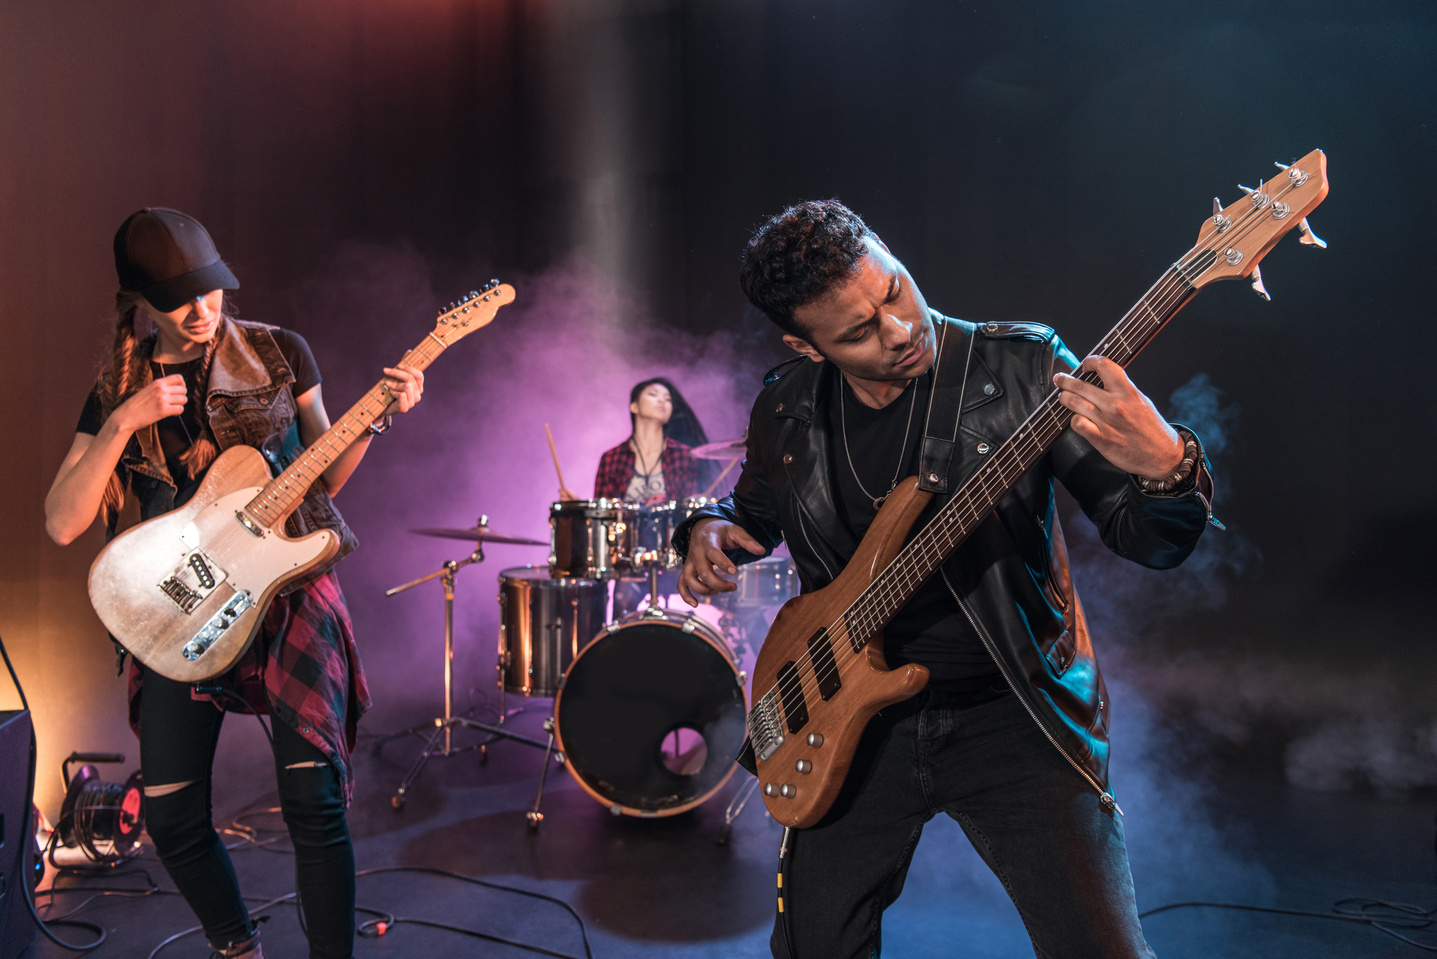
[1249,264,1271,301]
[1238,180,1269,208]
[1273,161,1289,171]
[1297,217,1327,249]
[1211,197,1232,232]
[487,278,499,288]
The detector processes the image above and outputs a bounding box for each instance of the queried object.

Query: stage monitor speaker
[0,708,36,959]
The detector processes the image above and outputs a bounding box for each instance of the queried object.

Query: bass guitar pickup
[157,550,229,614]
[182,590,254,661]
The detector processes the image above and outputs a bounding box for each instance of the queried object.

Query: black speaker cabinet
[0,708,36,959]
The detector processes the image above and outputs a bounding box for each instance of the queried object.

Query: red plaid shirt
[593,438,701,502]
[128,571,371,804]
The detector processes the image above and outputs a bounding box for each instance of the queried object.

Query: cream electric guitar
[89,281,516,683]
[747,151,1330,828]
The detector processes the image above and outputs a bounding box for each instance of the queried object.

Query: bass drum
[554,610,748,817]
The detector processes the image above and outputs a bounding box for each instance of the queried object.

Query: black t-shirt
[825,371,1000,690]
[76,328,321,505]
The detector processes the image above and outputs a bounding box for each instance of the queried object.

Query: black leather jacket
[673,314,1216,807]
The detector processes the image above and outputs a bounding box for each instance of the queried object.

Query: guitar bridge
[182,590,254,661]
[747,692,786,762]
[158,550,229,614]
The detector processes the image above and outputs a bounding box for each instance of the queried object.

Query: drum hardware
[716,775,762,845]
[410,523,548,546]
[690,436,747,460]
[373,518,556,810]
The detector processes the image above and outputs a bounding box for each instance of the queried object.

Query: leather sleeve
[1044,335,1216,570]
[672,392,786,564]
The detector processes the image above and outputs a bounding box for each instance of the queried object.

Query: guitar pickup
[182,590,254,661]
[158,550,229,614]
[807,629,842,700]
[777,660,809,734]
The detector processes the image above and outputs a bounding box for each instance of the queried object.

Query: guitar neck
[242,336,448,528]
[844,257,1209,646]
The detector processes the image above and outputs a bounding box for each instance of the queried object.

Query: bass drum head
[555,612,747,816]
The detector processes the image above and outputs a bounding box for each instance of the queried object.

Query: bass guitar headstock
[1185,148,1329,298]
[433,279,516,345]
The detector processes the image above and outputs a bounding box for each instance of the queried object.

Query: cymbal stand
[375,543,555,809]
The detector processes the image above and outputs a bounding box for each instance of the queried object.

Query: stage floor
[20,701,1437,959]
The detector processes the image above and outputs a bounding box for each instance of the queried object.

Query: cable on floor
[1140,896,1436,951]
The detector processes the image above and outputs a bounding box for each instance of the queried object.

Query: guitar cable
[777,825,798,958]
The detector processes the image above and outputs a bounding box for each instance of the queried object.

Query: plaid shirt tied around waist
[128,570,371,804]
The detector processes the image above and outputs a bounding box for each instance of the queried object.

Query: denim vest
[108,319,358,592]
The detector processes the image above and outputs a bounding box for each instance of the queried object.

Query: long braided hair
[96,291,232,523]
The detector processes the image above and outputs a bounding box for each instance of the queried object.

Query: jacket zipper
[940,570,1123,816]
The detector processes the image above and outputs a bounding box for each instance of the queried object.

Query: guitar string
[757,180,1303,731]
[751,174,1308,730]
[779,178,1309,713]
[759,264,1200,715]
[841,173,1307,644]
[196,336,448,567]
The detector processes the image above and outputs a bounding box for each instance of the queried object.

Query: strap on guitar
[917,314,976,493]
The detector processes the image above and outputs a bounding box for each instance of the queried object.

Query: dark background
[3,0,1433,816]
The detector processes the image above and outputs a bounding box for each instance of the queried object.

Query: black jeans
[139,668,355,958]
[772,689,1155,959]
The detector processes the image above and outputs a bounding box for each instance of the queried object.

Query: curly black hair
[738,199,873,336]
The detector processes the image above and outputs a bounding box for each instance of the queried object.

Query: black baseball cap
[113,208,240,312]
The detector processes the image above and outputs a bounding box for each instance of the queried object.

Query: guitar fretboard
[838,255,1210,649]
[242,335,451,528]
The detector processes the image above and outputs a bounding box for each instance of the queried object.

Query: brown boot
[211,930,263,959]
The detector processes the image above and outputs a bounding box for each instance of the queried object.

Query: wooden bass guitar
[88,281,516,683]
[746,151,1330,828]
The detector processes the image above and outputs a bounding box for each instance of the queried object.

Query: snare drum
[497,567,608,696]
[549,499,638,579]
[715,555,798,609]
[553,609,748,816]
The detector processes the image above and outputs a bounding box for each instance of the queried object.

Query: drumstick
[699,457,741,499]
[544,423,569,494]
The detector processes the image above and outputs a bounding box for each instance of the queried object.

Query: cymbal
[691,437,746,460]
[410,526,548,546]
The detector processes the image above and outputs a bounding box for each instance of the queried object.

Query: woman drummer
[559,377,714,503]
[44,208,421,959]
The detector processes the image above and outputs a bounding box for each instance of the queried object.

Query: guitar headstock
[433,279,516,345]
[1185,148,1329,292]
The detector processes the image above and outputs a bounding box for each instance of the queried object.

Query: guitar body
[88,445,338,683]
[751,477,934,828]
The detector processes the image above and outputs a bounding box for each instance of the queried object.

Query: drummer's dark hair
[629,377,710,449]
[739,199,872,337]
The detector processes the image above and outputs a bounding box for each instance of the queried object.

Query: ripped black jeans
[138,668,355,958]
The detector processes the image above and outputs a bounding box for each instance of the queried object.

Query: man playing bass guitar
[675,199,1215,959]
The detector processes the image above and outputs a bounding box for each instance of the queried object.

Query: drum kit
[376,438,796,831]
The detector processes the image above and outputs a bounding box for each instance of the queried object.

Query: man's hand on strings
[1053,356,1184,480]
[678,518,766,607]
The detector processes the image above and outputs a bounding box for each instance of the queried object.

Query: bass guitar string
[753,174,1307,728]
[784,173,1308,709]
[758,180,1301,729]
[760,267,1197,714]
